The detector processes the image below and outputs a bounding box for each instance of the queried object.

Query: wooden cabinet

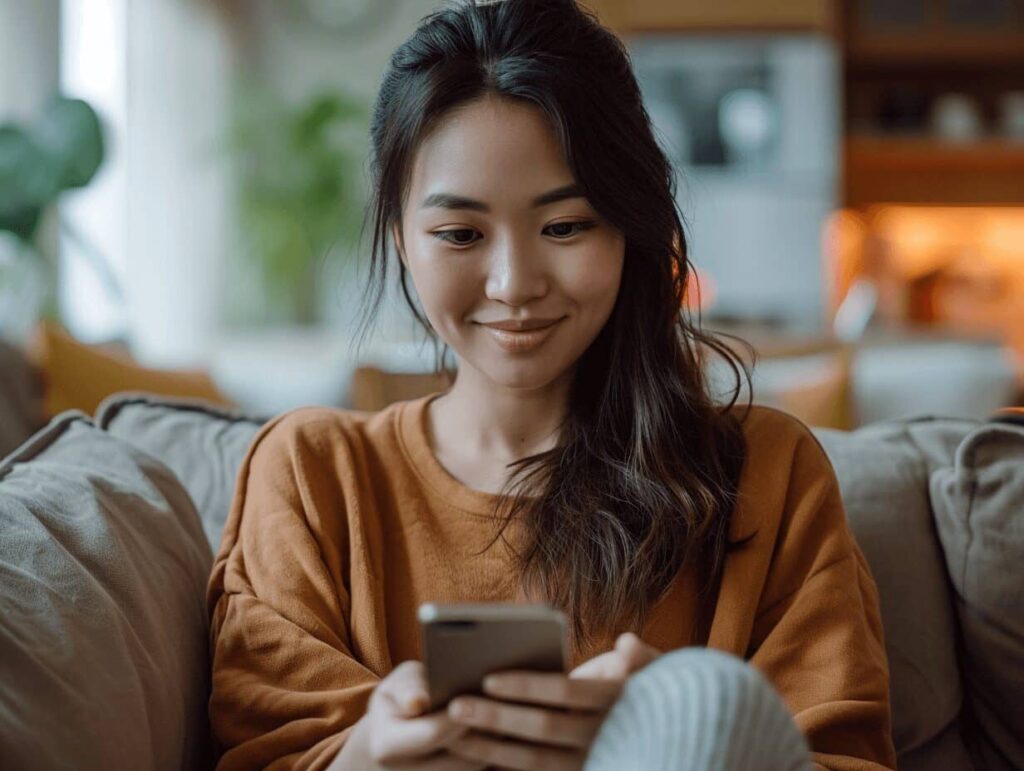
[584,0,836,34]
[842,0,1024,205]
[844,136,1024,205]
[845,0,1024,65]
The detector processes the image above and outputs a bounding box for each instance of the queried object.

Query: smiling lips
[477,317,564,353]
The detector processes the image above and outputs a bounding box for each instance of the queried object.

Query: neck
[432,364,572,463]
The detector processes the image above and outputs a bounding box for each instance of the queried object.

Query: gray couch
[0,345,1022,770]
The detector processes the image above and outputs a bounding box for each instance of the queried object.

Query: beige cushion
[931,418,1024,770]
[95,392,265,551]
[814,417,976,770]
[0,411,213,771]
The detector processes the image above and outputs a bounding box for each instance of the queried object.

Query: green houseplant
[228,85,368,326]
[0,95,105,343]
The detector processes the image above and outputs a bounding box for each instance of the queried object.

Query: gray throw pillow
[814,416,977,771]
[0,411,213,771]
[95,392,266,551]
[931,418,1024,771]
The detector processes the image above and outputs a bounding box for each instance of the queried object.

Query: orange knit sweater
[207,394,896,771]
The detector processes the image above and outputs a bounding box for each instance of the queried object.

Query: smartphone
[418,602,568,711]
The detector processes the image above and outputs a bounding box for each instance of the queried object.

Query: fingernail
[451,699,473,719]
[482,674,502,691]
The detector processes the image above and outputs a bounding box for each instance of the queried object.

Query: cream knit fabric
[585,648,812,771]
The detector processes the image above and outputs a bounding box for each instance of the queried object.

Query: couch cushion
[814,417,976,770]
[96,392,266,551]
[931,417,1024,770]
[0,411,213,771]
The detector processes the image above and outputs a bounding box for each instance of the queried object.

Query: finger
[614,632,661,671]
[370,711,471,763]
[568,650,630,681]
[448,695,601,749]
[450,731,583,771]
[373,660,431,717]
[482,671,622,711]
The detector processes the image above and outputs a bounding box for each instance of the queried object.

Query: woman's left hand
[568,632,661,682]
[446,633,662,770]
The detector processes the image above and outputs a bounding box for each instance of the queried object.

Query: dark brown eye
[545,221,595,239]
[433,229,479,245]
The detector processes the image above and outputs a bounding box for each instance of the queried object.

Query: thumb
[614,632,661,671]
[397,689,429,718]
[375,661,431,718]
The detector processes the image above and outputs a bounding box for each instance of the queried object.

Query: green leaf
[0,95,106,242]
[34,96,105,190]
[0,205,42,242]
[0,125,64,212]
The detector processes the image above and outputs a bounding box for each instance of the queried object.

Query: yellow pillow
[27,321,233,419]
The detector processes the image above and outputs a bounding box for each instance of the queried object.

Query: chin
[475,355,572,392]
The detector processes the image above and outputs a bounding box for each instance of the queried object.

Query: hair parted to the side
[360,0,754,653]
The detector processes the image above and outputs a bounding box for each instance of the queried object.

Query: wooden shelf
[844,135,1024,206]
[847,135,1024,168]
[847,34,1024,67]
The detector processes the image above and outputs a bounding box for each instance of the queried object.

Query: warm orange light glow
[869,206,1024,280]
[825,204,1024,380]
[822,209,868,319]
[683,266,716,311]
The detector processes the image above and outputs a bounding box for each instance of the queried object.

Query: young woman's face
[397,96,626,392]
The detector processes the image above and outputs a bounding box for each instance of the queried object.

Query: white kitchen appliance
[630,35,841,328]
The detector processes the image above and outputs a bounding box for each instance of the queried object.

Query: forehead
[407,97,575,207]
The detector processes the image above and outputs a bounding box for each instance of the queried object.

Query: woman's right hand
[332,660,487,771]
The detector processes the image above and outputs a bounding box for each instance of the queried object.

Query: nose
[484,234,549,306]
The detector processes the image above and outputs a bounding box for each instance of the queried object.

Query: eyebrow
[419,183,585,212]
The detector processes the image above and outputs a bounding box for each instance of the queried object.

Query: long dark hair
[362,0,752,652]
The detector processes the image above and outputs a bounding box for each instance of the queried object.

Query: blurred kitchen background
[2,0,1023,428]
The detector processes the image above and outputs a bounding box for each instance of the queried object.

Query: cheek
[561,241,624,317]
[405,246,479,326]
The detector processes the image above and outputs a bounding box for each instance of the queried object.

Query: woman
[207,1,896,769]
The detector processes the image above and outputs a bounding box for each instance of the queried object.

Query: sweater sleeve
[207,411,379,771]
[747,427,897,771]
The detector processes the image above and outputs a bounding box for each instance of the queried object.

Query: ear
[392,222,408,268]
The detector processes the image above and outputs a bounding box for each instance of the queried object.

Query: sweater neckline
[397,393,505,516]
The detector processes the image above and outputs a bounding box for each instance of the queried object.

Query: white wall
[122,0,234,367]
[0,0,59,123]
[59,0,234,366]
[60,0,128,343]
